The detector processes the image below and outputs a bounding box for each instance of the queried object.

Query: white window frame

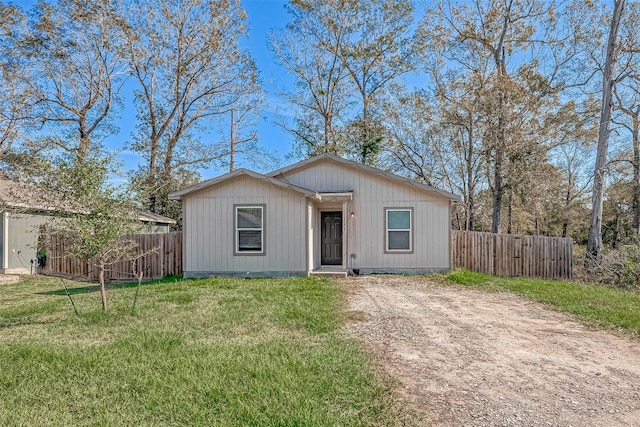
[385,208,413,253]
[234,205,265,255]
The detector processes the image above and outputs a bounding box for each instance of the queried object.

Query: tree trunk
[489,9,511,235]
[99,265,107,312]
[230,108,235,172]
[78,116,90,163]
[466,114,475,231]
[612,212,620,249]
[467,195,475,231]
[586,0,625,264]
[149,135,158,213]
[506,189,513,234]
[491,149,504,233]
[632,114,640,234]
[491,58,508,234]
[360,95,371,164]
[324,102,333,153]
[562,190,571,238]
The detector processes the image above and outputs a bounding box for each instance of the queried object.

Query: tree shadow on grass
[36,275,184,296]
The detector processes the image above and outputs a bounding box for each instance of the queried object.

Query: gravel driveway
[343,275,640,426]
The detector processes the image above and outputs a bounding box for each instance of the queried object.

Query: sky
[241,0,297,156]
[11,0,302,178]
[114,0,299,177]
[11,0,431,180]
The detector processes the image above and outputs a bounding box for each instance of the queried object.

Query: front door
[321,211,342,265]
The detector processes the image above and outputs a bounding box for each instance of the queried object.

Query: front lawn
[0,275,417,426]
[444,269,640,335]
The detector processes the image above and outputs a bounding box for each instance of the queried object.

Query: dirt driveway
[343,275,640,426]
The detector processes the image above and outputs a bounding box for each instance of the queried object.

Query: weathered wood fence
[43,232,183,281]
[451,230,573,279]
[43,230,572,281]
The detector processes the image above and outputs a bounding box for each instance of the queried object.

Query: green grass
[0,275,420,426]
[444,269,640,335]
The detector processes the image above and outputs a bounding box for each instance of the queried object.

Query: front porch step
[310,269,348,279]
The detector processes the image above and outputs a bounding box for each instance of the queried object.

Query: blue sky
[12,0,300,178]
[11,0,431,180]
[227,0,297,171]
[10,0,432,180]
[112,0,298,177]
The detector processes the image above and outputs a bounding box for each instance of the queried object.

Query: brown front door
[321,211,342,265]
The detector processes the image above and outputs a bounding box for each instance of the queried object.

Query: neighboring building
[136,209,178,234]
[169,154,460,278]
[0,179,176,274]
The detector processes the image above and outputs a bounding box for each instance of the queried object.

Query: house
[0,179,177,274]
[169,154,460,278]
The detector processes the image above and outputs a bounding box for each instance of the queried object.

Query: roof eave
[168,169,320,200]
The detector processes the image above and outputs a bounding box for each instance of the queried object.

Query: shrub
[599,243,640,288]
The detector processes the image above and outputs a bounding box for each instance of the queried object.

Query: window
[235,205,264,254]
[385,208,412,252]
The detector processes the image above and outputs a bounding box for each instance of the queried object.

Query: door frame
[318,209,345,268]
[320,211,343,266]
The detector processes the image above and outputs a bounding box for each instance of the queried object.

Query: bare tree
[0,5,32,160]
[610,2,640,237]
[226,90,274,172]
[337,0,415,165]
[0,72,30,159]
[549,117,595,238]
[275,0,414,164]
[419,0,598,233]
[587,0,626,263]
[119,0,260,214]
[380,87,445,186]
[432,64,491,231]
[17,0,126,163]
[270,0,353,156]
[613,84,640,235]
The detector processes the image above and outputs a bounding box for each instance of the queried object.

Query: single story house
[0,179,176,274]
[169,154,460,278]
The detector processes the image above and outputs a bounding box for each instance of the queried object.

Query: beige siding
[276,159,451,271]
[5,213,49,273]
[1,212,5,270]
[183,175,308,276]
[307,200,316,271]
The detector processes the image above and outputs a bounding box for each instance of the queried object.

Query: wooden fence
[43,232,182,281]
[43,229,571,281]
[451,230,573,280]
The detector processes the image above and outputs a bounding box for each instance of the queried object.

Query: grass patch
[444,269,640,335]
[0,275,421,426]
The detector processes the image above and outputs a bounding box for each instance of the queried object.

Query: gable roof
[268,154,461,202]
[168,168,321,200]
[0,179,176,225]
[136,209,177,225]
[0,178,72,212]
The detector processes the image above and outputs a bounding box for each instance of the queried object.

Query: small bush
[599,243,640,288]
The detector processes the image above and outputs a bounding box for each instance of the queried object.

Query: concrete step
[309,270,348,279]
